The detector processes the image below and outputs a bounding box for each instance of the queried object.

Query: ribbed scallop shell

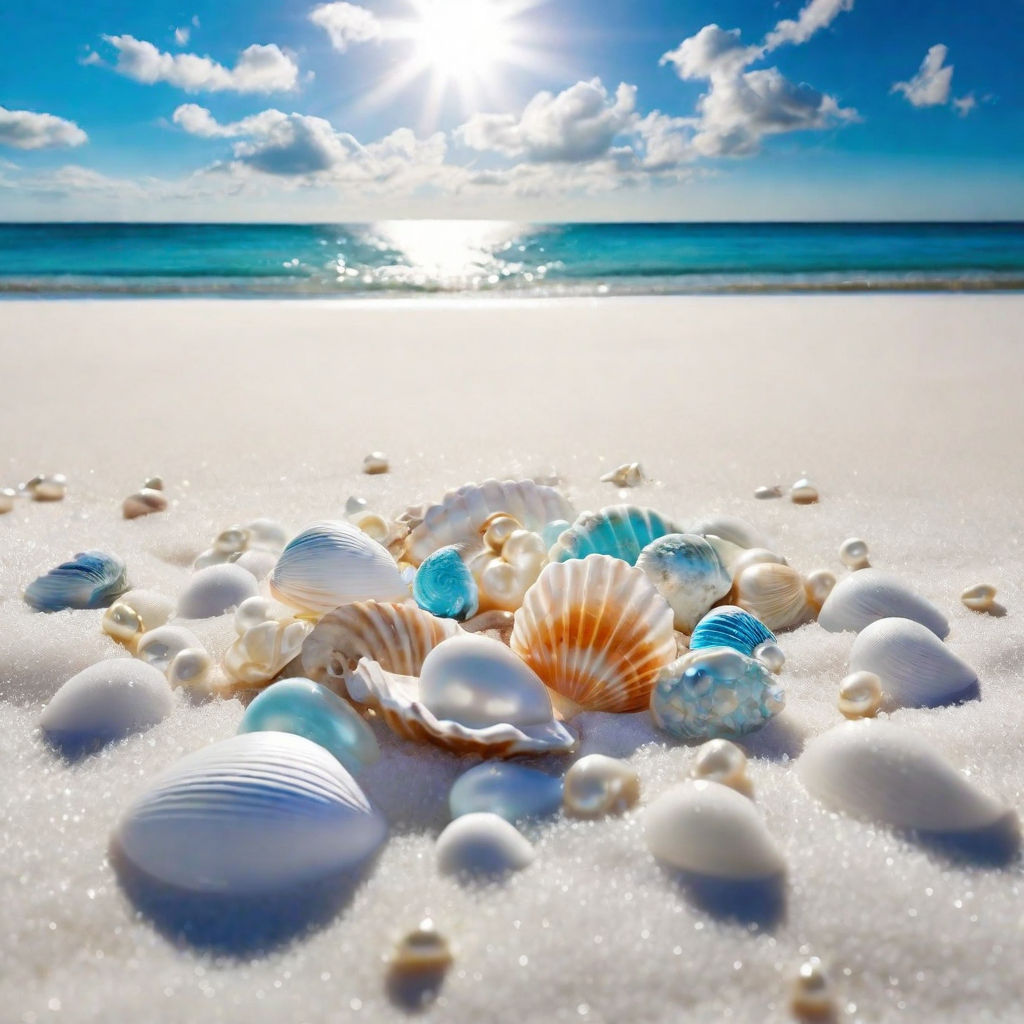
[689,606,776,657]
[510,554,676,714]
[24,550,128,612]
[301,600,461,690]
[548,506,686,565]
[112,731,387,894]
[848,617,978,707]
[798,720,1011,834]
[270,521,408,615]
[405,479,575,566]
[817,569,949,638]
[734,563,812,632]
[348,658,576,757]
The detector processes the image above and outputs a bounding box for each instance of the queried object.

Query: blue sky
[0,0,1021,220]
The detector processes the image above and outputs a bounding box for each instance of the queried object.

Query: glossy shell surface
[635,534,732,633]
[24,550,128,613]
[548,505,684,565]
[689,606,776,658]
[817,569,949,638]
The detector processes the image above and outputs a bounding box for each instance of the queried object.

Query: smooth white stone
[177,563,258,619]
[435,812,535,878]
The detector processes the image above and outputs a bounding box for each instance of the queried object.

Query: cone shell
[734,562,812,632]
[510,554,676,714]
[547,506,685,565]
[405,479,574,566]
[301,600,461,691]
[817,569,949,638]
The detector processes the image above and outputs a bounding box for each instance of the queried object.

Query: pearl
[363,451,389,474]
[345,495,369,516]
[837,670,883,719]
[167,647,214,693]
[804,569,837,610]
[753,640,786,674]
[839,537,870,570]
[563,754,640,819]
[961,582,997,612]
[482,513,520,552]
[690,738,752,797]
[790,477,819,504]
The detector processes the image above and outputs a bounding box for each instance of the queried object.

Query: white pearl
[753,641,785,674]
[563,755,640,819]
[482,514,520,552]
[839,537,870,570]
[167,647,214,691]
[837,670,883,719]
[363,452,389,475]
[961,583,996,612]
[804,569,837,610]
[690,739,752,796]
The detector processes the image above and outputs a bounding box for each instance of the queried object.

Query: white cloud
[634,112,697,170]
[174,26,190,46]
[660,25,761,81]
[0,106,88,150]
[99,35,300,94]
[892,44,954,107]
[458,79,637,163]
[764,0,854,51]
[309,2,381,51]
[952,93,977,118]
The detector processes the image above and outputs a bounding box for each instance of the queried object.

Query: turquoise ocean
[1,221,1022,297]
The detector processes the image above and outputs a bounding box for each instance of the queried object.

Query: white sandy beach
[1,295,1023,1023]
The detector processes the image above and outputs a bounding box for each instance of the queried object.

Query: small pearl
[804,569,837,610]
[839,537,870,570]
[345,495,369,516]
[753,641,785,674]
[122,488,168,520]
[961,583,997,612]
[167,647,213,691]
[563,755,640,819]
[102,602,144,646]
[754,485,782,500]
[363,452,389,475]
[838,671,883,719]
[690,738,752,796]
[790,957,834,1020]
[502,529,546,573]
[482,513,520,552]
[790,477,819,504]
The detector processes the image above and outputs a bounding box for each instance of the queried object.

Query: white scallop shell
[222,618,314,690]
[511,554,676,714]
[816,569,949,638]
[435,812,535,878]
[177,563,258,620]
[301,601,462,691]
[113,732,386,894]
[733,562,812,632]
[645,780,785,881]
[405,479,575,566]
[848,617,978,707]
[41,659,174,753]
[270,521,408,615]
[797,720,1011,833]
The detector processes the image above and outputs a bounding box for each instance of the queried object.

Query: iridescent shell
[510,554,676,714]
[817,569,949,638]
[301,601,461,691]
[734,562,812,632]
[689,606,776,658]
[405,479,574,566]
[635,534,732,633]
[547,506,685,565]
[222,618,314,690]
[24,550,128,612]
[413,546,479,621]
[270,520,408,615]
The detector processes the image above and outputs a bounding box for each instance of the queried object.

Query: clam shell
[177,563,258,619]
[24,550,128,612]
[270,521,408,615]
[413,546,479,621]
[406,479,574,566]
[646,780,785,881]
[848,617,978,707]
[113,731,387,894]
[798,720,1011,833]
[511,554,676,714]
[41,659,174,754]
[222,618,313,689]
[547,505,684,565]
[301,601,461,691]
[635,534,732,633]
[689,605,776,658]
[816,569,949,638]
[734,562,812,632]
[435,812,535,878]
[686,515,767,551]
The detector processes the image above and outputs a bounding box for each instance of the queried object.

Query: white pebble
[177,563,258,619]
[29,473,67,502]
[839,537,870,570]
[363,452,390,475]
[435,812,534,879]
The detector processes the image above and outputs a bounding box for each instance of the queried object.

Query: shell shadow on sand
[909,810,1021,868]
[660,865,787,930]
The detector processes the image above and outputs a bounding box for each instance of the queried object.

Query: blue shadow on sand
[661,866,786,930]
[910,810,1021,868]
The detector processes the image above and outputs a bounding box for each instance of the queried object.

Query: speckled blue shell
[689,606,776,657]
[24,550,128,612]
[413,546,479,621]
[548,506,685,565]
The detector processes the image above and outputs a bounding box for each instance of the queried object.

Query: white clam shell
[406,479,574,566]
[41,659,174,753]
[636,534,732,633]
[848,617,978,707]
[734,563,812,632]
[271,520,408,615]
[177,563,258,620]
[435,812,535,878]
[798,720,1011,833]
[817,569,949,638]
[113,731,387,894]
[645,780,785,881]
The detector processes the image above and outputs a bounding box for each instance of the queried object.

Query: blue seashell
[650,647,784,742]
[548,506,685,565]
[24,550,128,612]
[238,677,380,776]
[689,606,776,658]
[413,546,479,621]
[636,534,732,633]
[449,762,563,823]
[541,519,571,549]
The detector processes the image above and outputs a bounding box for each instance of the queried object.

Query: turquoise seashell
[548,506,685,565]
[541,519,571,549]
[24,550,128,612]
[449,762,563,823]
[650,647,784,742]
[413,546,479,621]
[635,534,732,633]
[689,606,776,657]
[238,677,380,775]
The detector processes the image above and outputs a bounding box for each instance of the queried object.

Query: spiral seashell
[646,780,785,881]
[413,546,479,621]
[301,600,461,691]
[24,550,128,613]
[817,569,948,638]
[600,462,646,488]
[686,515,767,551]
[177,563,258,619]
[548,505,685,565]
[511,554,676,714]
[798,720,1014,836]
[734,562,812,632]
[450,762,563,823]
[405,479,574,566]
[435,813,534,879]
[270,520,408,615]
[848,617,978,708]
[102,589,174,650]
[635,534,732,633]
[112,731,387,895]
[122,488,168,520]
[222,618,313,690]
[563,755,640,819]
[689,606,776,658]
